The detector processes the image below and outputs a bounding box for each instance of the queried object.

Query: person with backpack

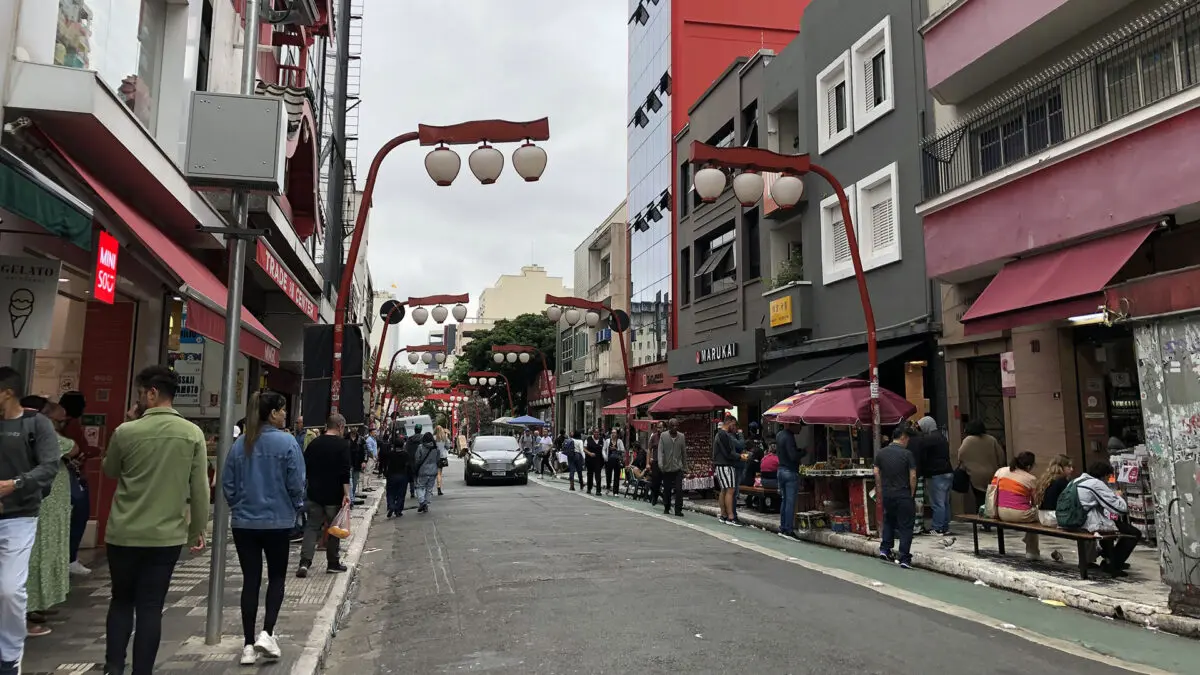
[564,431,585,491]
[0,371,61,675]
[380,432,412,518]
[410,432,441,513]
[1056,461,1140,577]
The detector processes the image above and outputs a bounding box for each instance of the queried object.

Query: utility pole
[206,0,260,645]
[324,0,352,299]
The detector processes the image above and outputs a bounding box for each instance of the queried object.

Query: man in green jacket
[102,365,209,675]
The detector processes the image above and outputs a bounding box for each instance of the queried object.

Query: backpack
[19,411,52,498]
[1055,477,1089,529]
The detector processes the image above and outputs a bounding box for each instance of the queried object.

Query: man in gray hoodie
[656,419,687,517]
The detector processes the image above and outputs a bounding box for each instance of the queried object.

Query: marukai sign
[695,342,738,364]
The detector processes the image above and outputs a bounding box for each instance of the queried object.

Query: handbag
[952,467,971,494]
[984,481,999,519]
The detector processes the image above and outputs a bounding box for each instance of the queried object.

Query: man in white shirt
[537,430,555,476]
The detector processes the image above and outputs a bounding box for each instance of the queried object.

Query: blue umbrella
[509,415,548,426]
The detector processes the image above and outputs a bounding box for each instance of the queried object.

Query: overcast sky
[358,1,627,353]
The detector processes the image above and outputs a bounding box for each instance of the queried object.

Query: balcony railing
[920,0,1200,200]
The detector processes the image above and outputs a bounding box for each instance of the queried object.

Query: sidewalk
[532,473,1200,638]
[20,487,383,675]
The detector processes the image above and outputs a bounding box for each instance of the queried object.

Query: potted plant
[767,249,805,291]
[763,249,812,333]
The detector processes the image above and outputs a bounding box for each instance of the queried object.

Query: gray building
[670,0,945,423]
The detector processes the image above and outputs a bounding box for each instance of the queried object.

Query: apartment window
[680,248,692,305]
[816,51,853,153]
[743,208,761,281]
[560,328,575,372]
[196,0,214,92]
[574,329,588,368]
[974,91,1064,174]
[851,17,894,132]
[679,163,692,217]
[599,255,611,282]
[820,188,858,285]
[1101,33,1200,121]
[855,162,901,272]
[695,224,737,297]
[741,101,759,148]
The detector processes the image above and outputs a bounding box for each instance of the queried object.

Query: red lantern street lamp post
[372,341,451,417]
[688,141,882,452]
[330,119,551,415]
[468,371,514,412]
[544,294,633,446]
[490,344,555,430]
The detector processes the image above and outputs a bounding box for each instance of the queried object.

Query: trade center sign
[254,241,318,321]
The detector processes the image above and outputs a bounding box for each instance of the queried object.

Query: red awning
[601,391,670,416]
[58,151,282,366]
[960,225,1155,336]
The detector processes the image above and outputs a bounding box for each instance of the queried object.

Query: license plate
[491,471,507,477]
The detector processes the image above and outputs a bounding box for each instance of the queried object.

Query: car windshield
[472,436,519,452]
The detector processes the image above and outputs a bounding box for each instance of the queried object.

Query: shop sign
[643,372,664,387]
[254,241,318,321]
[0,255,61,349]
[92,231,119,305]
[169,334,204,407]
[696,342,738,365]
[769,295,793,327]
[1000,351,1016,397]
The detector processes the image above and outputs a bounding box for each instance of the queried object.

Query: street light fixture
[544,295,633,444]
[330,118,551,415]
[688,140,881,451]
[490,344,556,429]
[468,370,513,410]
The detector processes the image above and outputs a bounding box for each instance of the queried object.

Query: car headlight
[469,455,486,466]
[513,455,529,466]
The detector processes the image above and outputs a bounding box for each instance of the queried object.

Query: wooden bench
[956,514,1129,580]
[740,485,780,513]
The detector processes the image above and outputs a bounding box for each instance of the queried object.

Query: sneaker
[718,517,728,525]
[878,550,894,563]
[69,560,92,576]
[296,564,310,579]
[240,645,258,665]
[386,510,393,518]
[900,561,913,570]
[778,531,793,539]
[253,631,281,659]
[728,519,744,528]
[327,562,348,574]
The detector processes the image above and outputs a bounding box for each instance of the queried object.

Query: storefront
[668,329,763,419]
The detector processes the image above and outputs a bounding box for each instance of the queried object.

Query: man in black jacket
[915,416,954,536]
[712,415,743,525]
[583,429,605,495]
[379,436,412,518]
[298,414,352,577]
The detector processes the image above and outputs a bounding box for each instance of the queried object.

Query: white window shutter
[832,213,851,264]
[870,195,895,253]
[826,85,838,137]
[864,60,876,111]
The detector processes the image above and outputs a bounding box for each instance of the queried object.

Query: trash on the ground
[363,548,380,554]
[730,599,737,603]
[1040,599,1066,607]
[731,538,740,542]
[870,581,884,587]
[839,548,848,552]
[694,633,703,639]
[974,580,989,587]
[999,623,1017,629]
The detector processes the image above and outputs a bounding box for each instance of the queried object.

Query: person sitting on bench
[1077,461,1140,577]
[991,452,1041,561]
[759,444,779,489]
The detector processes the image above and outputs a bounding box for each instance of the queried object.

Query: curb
[291,487,384,675]
[532,474,1200,638]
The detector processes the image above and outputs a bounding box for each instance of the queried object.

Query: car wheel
[519,476,528,486]
[464,474,474,486]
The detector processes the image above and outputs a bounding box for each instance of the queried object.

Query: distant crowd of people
[375,412,452,518]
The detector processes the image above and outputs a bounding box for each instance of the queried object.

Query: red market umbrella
[775,378,916,426]
[649,388,732,414]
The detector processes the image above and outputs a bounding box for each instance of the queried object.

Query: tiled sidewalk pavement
[533,472,1200,637]
[20,487,383,675]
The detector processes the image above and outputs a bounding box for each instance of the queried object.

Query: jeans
[659,470,683,514]
[105,544,182,675]
[385,474,409,513]
[414,473,437,507]
[300,502,342,568]
[777,467,800,534]
[350,469,361,498]
[0,517,37,665]
[69,476,90,563]
[232,528,290,645]
[880,494,916,564]
[927,473,954,533]
[567,452,585,486]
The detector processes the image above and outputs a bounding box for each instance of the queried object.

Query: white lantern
[512,142,548,182]
[431,305,449,323]
[421,352,433,364]
[545,306,563,322]
[584,311,600,327]
[770,174,805,208]
[732,170,764,206]
[493,352,505,364]
[693,167,727,202]
[405,353,418,364]
[505,352,518,363]
[424,146,461,186]
[468,144,504,184]
[518,352,531,364]
[487,377,497,386]
[564,308,581,326]
[469,377,479,385]
[412,306,429,325]
[452,304,468,322]
[435,352,446,364]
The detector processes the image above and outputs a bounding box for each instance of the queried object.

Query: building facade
[556,201,630,433]
[669,0,943,425]
[477,264,571,323]
[626,0,810,382]
[917,0,1200,614]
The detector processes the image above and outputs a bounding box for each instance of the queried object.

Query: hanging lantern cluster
[693,165,805,208]
[411,303,468,326]
[424,139,548,186]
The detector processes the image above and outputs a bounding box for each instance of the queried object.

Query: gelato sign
[0,256,61,349]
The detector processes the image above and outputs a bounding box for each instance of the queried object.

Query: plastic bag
[327,504,351,540]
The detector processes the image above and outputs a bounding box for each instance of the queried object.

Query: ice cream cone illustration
[9,289,34,339]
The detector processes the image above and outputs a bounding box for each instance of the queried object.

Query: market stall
[649,388,732,492]
[766,379,916,536]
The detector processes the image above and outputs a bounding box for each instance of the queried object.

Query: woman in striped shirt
[991,451,1041,560]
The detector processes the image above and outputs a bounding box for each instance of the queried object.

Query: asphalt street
[325,461,1200,674]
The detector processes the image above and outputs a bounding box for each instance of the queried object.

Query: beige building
[477,265,572,322]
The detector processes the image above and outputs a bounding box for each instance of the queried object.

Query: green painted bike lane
[550,481,1200,673]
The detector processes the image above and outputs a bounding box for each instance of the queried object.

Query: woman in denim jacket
[222,391,306,666]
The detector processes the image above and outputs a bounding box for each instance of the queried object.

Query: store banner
[254,241,319,321]
[0,255,61,349]
[1001,351,1016,397]
[169,334,204,407]
[92,231,119,304]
